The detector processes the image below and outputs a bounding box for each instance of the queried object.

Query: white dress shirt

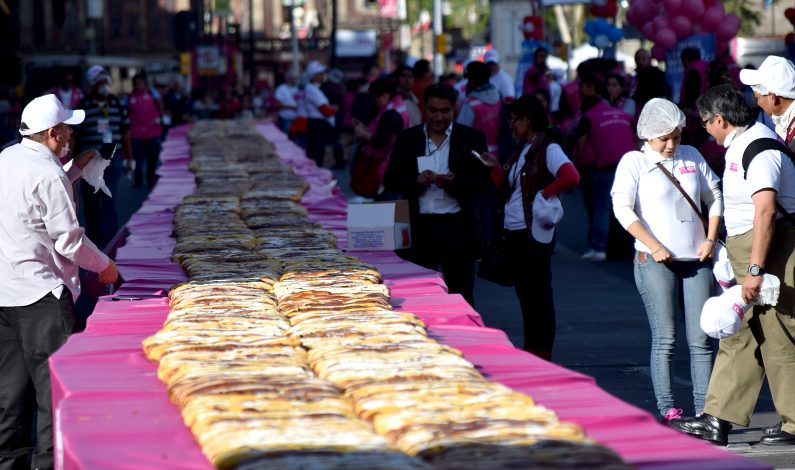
[419,123,460,214]
[0,139,110,306]
[611,144,722,259]
[721,122,795,236]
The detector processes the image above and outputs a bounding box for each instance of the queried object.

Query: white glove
[81,155,112,197]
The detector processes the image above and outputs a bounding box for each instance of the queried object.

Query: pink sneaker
[661,407,683,424]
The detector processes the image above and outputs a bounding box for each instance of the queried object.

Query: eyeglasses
[508,116,521,125]
[700,116,713,128]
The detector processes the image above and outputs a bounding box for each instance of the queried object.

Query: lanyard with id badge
[96,103,114,144]
[418,134,450,200]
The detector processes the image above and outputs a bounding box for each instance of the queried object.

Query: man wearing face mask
[74,65,131,247]
[0,94,119,470]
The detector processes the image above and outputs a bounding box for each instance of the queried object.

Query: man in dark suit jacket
[384,83,491,305]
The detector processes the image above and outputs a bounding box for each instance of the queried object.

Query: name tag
[679,165,696,175]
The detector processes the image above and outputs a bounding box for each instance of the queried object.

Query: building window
[127,13,138,38]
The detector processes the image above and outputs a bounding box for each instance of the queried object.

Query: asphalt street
[100,149,794,469]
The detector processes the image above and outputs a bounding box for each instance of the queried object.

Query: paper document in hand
[82,155,112,197]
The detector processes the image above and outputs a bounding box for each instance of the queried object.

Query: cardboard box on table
[347,200,411,251]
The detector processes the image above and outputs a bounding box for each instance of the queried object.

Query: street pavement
[104,151,794,469]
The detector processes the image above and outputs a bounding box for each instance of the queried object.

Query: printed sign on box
[347,200,411,251]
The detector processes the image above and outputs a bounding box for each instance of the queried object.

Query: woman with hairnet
[611,98,723,422]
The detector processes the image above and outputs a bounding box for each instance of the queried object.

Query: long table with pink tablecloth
[48,123,770,470]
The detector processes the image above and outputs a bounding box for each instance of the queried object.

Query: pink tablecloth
[49,122,769,470]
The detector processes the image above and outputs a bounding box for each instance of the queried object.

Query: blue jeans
[132,137,161,188]
[634,253,714,415]
[586,167,615,251]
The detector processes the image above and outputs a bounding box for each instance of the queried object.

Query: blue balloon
[584,20,598,37]
[607,27,624,42]
[595,18,610,34]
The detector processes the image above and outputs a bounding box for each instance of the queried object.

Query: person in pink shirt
[128,74,163,188]
[49,72,83,109]
[575,91,637,261]
[522,47,551,97]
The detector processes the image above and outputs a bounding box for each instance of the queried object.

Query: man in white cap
[0,94,118,469]
[741,55,795,152]
[304,61,338,167]
[483,49,515,102]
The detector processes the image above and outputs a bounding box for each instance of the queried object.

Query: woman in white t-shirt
[611,98,723,422]
[482,95,580,360]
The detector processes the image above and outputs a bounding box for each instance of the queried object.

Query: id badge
[417,156,434,172]
[674,195,694,222]
[97,118,113,143]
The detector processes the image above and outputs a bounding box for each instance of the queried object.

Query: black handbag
[476,230,513,287]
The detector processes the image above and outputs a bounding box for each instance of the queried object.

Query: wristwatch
[747,264,765,277]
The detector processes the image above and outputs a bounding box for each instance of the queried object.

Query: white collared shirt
[772,100,795,140]
[504,142,570,230]
[611,143,722,259]
[418,123,460,214]
[0,139,110,306]
[721,122,795,236]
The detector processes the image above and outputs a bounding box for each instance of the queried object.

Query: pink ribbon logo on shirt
[729,162,739,172]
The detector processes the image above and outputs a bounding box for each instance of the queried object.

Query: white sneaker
[581,249,607,261]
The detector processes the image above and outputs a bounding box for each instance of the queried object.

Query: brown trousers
[703,221,795,434]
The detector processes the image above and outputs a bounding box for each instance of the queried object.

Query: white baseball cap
[712,242,736,291]
[484,49,500,64]
[306,61,327,76]
[739,55,795,99]
[86,64,112,87]
[19,94,85,136]
[700,286,748,339]
[531,192,563,244]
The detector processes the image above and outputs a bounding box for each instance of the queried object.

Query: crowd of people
[1,45,795,470]
[275,49,794,446]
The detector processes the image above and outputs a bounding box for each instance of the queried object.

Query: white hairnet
[636,98,686,141]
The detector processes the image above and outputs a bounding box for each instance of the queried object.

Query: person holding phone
[0,94,118,470]
[384,83,492,305]
[479,95,580,360]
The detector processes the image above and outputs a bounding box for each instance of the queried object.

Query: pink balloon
[633,0,658,24]
[642,22,657,40]
[651,45,667,61]
[663,0,683,16]
[700,5,725,33]
[655,28,678,49]
[671,15,694,38]
[653,15,671,31]
[682,0,705,22]
[716,13,741,42]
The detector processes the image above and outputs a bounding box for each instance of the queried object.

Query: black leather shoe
[668,413,731,446]
[759,431,795,446]
[763,422,782,435]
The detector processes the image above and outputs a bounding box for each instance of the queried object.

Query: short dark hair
[696,84,754,127]
[534,47,549,60]
[579,72,607,99]
[392,65,412,77]
[508,95,549,131]
[412,59,432,78]
[605,73,625,89]
[423,83,457,107]
[368,78,397,97]
[681,47,701,64]
[465,61,491,92]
